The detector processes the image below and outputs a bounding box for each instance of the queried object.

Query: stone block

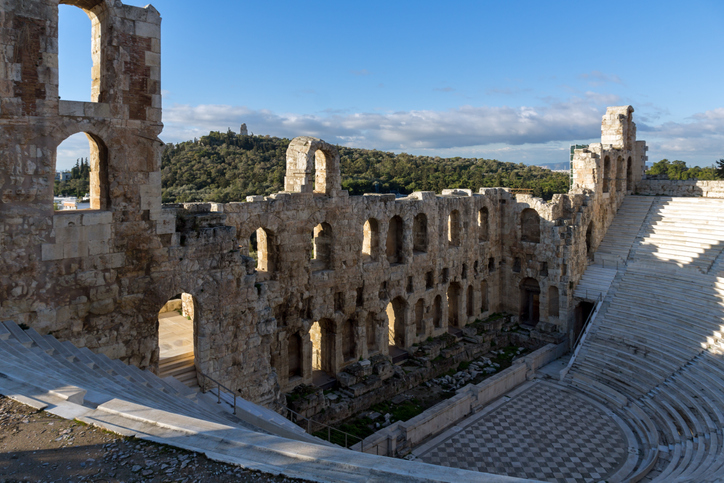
[89,299,114,315]
[41,243,64,261]
[135,20,160,38]
[54,213,82,228]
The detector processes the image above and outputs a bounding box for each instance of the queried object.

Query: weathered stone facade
[0,0,648,408]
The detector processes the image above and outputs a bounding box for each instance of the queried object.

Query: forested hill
[161,130,570,203]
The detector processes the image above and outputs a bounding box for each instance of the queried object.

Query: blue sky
[57,0,724,171]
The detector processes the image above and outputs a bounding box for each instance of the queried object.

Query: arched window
[548,286,560,318]
[288,332,302,378]
[386,216,404,264]
[386,297,406,347]
[284,137,341,196]
[413,213,428,253]
[603,156,611,193]
[362,218,380,261]
[432,295,442,328]
[310,318,335,375]
[447,282,461,327]
[54,132,109,211]
[58,2,105,102]
[158,293,197,386]
[414,299,425,337]
[616,156,625,191]
[626,156,633,191]
[586,221,594,260]
[366,313,377,352]
[520,208,540,243]
[480,280,489,312]
[342,319,356,362]
[255,227,278,273]
[312,222,333,271]
[467,285,474,317]
[478,207,489,242]
[448,210,461,247]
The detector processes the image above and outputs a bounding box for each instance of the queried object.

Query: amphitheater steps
[566,195,724,482]
[594,195,655,264]
[629,197,724,271]
[573,265,617,301]
[0,327,505,482]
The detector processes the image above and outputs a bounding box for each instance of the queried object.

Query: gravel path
[0,395,310,483]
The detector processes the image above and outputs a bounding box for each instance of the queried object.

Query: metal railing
[563,293,604,378]
[197,370,362,451]
[280,405,363,451]
[197,370,238,415]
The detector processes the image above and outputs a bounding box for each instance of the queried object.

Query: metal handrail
[280,405,363,451]
[196,370,362,451]
[565,293,604,376]
[197,370,238,415]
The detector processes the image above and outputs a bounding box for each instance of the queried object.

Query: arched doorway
[626,156,633,191]
[519,278,541,326]
[447,282,462,327]
[158,293,197,388]
[386,297,407,348]
[586,221,594,260]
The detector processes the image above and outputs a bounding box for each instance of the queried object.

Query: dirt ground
[0,395,309,483]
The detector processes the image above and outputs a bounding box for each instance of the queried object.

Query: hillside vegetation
[161,130,570,203]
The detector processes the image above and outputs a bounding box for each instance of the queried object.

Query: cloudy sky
[56,0,724,171]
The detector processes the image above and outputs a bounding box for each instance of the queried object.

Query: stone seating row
[0,319,512,482]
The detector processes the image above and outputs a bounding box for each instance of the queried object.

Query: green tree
[716,159,724,179]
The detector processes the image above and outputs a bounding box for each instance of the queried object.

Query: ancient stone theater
[2,1,724,482]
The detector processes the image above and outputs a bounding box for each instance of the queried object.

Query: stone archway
[157,293,198,387]
[519,278,540,326]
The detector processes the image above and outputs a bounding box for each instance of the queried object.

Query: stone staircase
[594,195,656,266]
[573,265,617,302]
[0,320,519,482]
[159,352,198,388]
[565,195,724,482]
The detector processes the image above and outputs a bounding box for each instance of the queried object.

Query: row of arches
[602,155,634,194]
[288,280,492,380]
[244,207,497,274]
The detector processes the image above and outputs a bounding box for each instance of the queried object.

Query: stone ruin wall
[636,179,724,198]
[0,0,648,408]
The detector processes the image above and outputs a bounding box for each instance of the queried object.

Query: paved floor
[158,311,194,359]
[414,380,629,483]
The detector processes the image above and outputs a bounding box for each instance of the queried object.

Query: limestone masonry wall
[0,0,649,407]
[636,179,724,198]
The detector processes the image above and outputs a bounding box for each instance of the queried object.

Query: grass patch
[371,398,424,422]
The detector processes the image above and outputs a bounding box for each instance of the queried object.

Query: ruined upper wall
[0,0,652,407]
[636,179,724,198]
[0,0,161,122]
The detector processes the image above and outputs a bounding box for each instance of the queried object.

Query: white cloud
[160,100,724,166]
[162,97,605,152]
[641,108,724,164]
